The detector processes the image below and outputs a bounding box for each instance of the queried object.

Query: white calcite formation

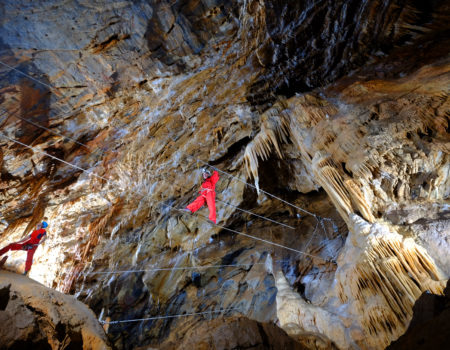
[0,1,449,349]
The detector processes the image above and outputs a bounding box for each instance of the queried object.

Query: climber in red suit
[185,168,220,224]
[0,221,48,275]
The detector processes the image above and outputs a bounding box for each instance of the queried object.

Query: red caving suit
[186,171,220,223]
[0,228,47,272]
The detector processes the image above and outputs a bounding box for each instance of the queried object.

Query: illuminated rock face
[0,271,110,349]
[274,215,446,349]
[0,1,449,349]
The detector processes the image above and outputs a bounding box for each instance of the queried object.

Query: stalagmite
[274,266,349,350]
[271,214,447,349]
[0,1,448,349]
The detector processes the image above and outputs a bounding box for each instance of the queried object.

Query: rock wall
[0,1,449,349]
[159,316,309,350]
[0,270,110,349]
[386,280,450,350]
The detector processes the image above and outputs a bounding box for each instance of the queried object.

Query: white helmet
[202,167,212,178]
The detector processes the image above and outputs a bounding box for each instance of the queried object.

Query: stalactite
[336,216,446,348]
[243,103,291,192]
[344,179,375,222]
[311,153,353,221]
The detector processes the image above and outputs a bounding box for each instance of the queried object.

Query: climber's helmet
[202,168,212,179]
[41,221,48,229]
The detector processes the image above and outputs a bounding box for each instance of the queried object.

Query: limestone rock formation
[0,270,110,349]
[273,215,447,349]
[0,0,449,349]
[386,280,450,350]
[159,316,308,350]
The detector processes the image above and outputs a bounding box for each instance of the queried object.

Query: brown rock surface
[0,270,110,350]
[0,1,449,349]
[159,316,308,350]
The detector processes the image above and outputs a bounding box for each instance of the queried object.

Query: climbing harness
[1,112,301,232]
[0,59,338,239]
[0,133,333,263]
[0,61,339,260]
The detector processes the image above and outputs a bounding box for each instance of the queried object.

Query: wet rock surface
[0,1,449,349]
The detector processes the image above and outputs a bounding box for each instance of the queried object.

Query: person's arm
[39,233,47,245]
[211,170,219,186]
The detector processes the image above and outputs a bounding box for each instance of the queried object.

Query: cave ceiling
[0,1,449,349]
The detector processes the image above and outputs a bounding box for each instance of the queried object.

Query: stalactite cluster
[0,1,448,349]
[335,215,446,348]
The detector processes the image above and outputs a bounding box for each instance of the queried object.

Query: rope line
[85,262,340,276]
[165,203,325,259]
[162,129,338,241]
[215,197,295,230]
[0,60,61,95]
[0,133,328,261]
[197,160,337,243]
[2,109,91,150]
[86,263,265,275]
[1,60,335,236]
[101,308,239,325]
[163,127,335,239]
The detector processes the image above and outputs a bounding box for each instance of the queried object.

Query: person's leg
[0,243,24,256]
[187,195,206,213]
[25,248,36,273]
[205,192,217,224]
